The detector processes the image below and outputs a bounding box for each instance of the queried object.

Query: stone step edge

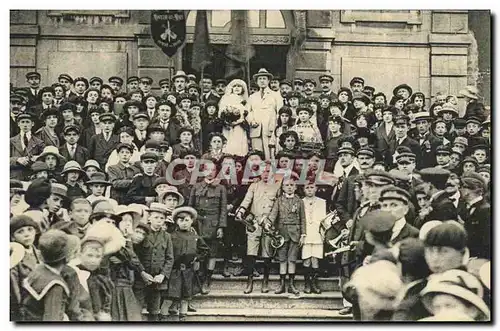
[185,308,353,319]
[193,290,343,299]
[211,274,341,281]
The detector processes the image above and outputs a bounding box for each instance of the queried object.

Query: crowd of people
[9,67,491,322]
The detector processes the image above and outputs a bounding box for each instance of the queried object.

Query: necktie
[261,89,265,99]
[70,145,75,158]
[23,133,29,150]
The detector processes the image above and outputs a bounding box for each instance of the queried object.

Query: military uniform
[239,181,281,257]
[188,181,228,256]
[125,172,160,205]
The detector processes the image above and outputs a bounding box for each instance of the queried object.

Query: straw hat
[252,68,273,81]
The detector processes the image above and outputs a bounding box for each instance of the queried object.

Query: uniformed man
[125,152,160,205]
[24,72,42,108]
[293,78,304,94]
[126,76,140,92]
[279,79,293,100]
[10,93,27,137]
[58,74,74,99]
[319,74,335,97]
[236,163,281,294]
[139,77,154,99]
[108,76,124,94]
[159,78,170,96]
[349,77,365,93]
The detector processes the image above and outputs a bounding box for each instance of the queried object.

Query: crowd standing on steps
[10,68,491,321]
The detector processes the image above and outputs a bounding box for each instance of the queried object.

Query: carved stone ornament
[47,10,130,24]
[186,33,290,45]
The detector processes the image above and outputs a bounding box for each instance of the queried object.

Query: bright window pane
[211,10,231,27]
[186,10,196,26]
[266,10,285,28]
[248,10,260,27]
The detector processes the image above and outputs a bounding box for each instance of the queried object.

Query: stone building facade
[10,10,490,108]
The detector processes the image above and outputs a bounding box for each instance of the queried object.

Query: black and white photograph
[8,9,491,322]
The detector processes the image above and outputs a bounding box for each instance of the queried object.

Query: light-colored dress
[302,197,327,259]
[219,82,250,157]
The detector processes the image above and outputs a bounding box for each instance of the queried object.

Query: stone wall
[10,9,483,106]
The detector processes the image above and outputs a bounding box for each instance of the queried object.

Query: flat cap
[364,170,395,186]
[108,76,124,85]
[453,136,468,147]
[357,147,375,158]
[350,77,365,86]
[127,76,139,84]
[461,173,486,191]
[420,167,451,190]
[379,185,411,204]
[319,74,334,82]
[141,152,158,162]
[435,145,451,155]
[360,210,399,234]
[99,113,117,123]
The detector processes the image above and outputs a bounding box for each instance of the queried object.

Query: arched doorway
[182,10,294,80]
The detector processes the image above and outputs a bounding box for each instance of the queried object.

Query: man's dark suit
[151,118,182,147]
[88,133,120,169]
[394,136,421,164]
[336,174,361,226]
[464,198,491,259]
[10,133,45,180]
[375,122,396,165]
[59,144,89,168]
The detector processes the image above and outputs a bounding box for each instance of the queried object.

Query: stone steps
[190,290,344,310]
[210,274,342,292]
[160,308,352,322]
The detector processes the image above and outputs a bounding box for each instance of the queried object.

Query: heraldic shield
[151,10,186,57]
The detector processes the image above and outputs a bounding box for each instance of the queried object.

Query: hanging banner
[151,10,186,57]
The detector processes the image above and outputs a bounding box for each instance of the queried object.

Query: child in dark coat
[168,207,210,321]
[134,202,174,321]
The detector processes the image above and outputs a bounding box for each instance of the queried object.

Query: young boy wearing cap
[10,112,45,181]
[88,113,119,169]
[460,173,490,259]
[134,202,174,321]
[470,144,489,166]
[465,117,489,148]
[125,152,160,206]
[266,177,306,295]
[167,207,210,321]
[131,113,150,150]
[21,229,72,321]
[106,143,142,204]
[59,125,89,167]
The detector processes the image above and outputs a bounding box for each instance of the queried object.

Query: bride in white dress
[218,79,250,156]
